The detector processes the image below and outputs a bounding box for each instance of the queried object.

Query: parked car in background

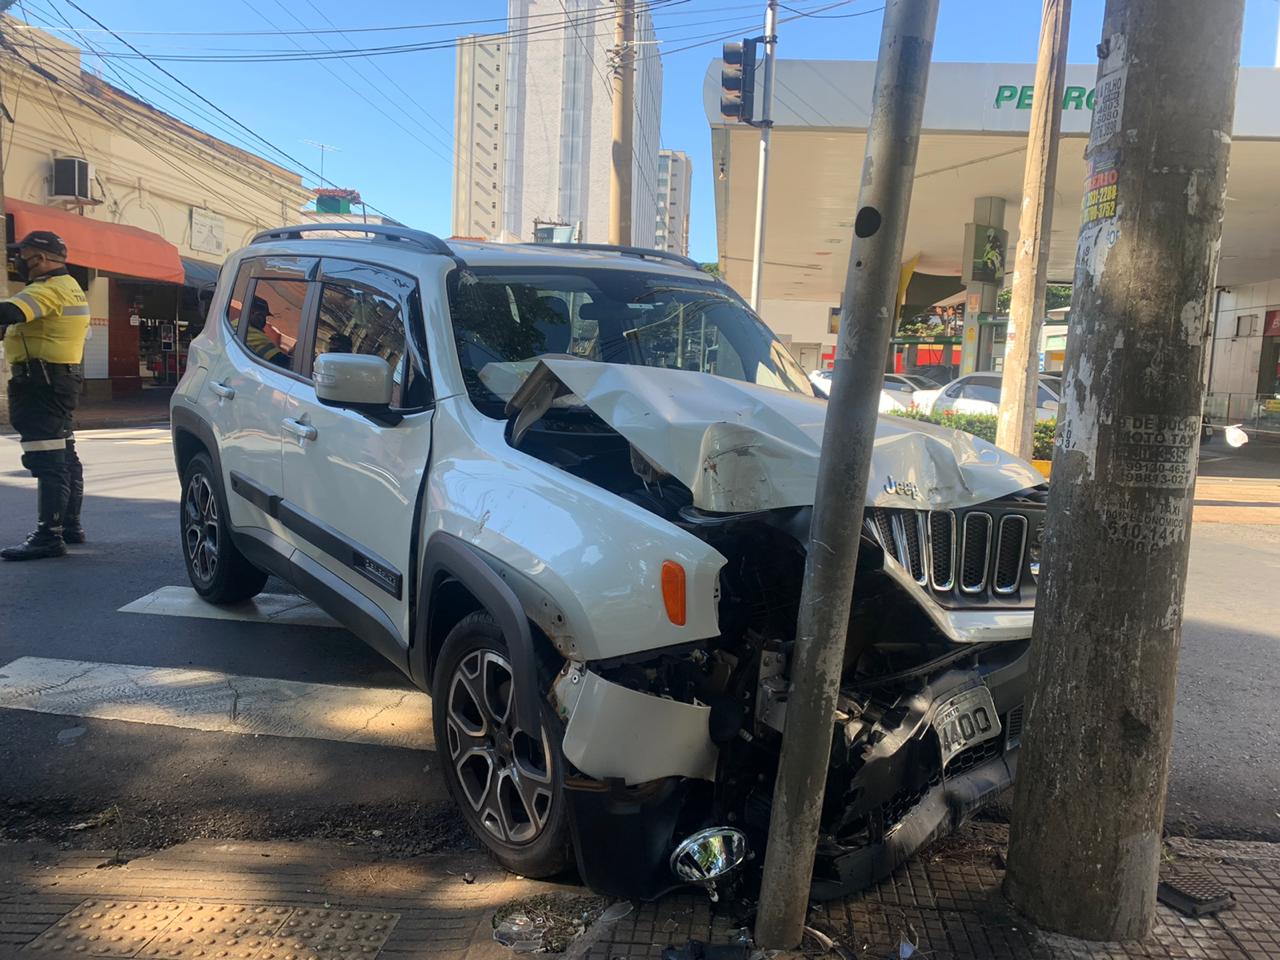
[808,369,909,413]
[913,372,1061,421]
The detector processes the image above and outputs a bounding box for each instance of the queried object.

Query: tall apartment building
[654,149,691,256]
[453,0,662,245]
[452,34,507,239]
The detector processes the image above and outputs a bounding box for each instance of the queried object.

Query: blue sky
[17,0,1279,262]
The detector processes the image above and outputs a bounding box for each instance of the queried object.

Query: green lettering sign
[994,83,1097,110]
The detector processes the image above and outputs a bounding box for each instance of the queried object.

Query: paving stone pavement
[2,825,1278,960]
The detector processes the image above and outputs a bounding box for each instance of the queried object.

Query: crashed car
[170,225,1045,901]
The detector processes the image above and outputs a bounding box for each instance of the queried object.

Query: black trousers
[7,362,84,528]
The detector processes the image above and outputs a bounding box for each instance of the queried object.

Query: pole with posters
[1003,0,1244,940]
[753,0,939,947]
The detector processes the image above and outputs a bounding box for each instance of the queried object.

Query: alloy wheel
[445,649,554,845]
[184,473,219,584]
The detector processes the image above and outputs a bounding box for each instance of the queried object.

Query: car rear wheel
[432,611,572,878]
[180,452,268,604]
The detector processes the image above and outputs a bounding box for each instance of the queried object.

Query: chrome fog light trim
[670,827,750,900]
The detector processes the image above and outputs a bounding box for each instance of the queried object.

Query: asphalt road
[0,421,1277,862]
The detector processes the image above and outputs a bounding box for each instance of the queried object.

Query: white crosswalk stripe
[120,586,342,629]
[0,656,433,750]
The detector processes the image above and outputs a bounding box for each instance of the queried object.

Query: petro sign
[994,84,1096,110]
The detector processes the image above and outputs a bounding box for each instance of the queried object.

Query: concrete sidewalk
[3,823,1278,960]
[1193,476,1280,524]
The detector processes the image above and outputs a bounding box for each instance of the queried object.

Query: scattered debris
[463,871,476,884]
[371,829,384,837]
[492,894,610,953]
[1157,871,1235,917]
[598,902,634,924]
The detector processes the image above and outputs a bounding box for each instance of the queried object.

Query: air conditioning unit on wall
[50,157,92,202]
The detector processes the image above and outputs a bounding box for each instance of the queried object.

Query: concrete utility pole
[1004,0,1244,941]
[608,0,635,246]
[748,0,777,312]
[994,0,1071,459]
[753,0,938,948]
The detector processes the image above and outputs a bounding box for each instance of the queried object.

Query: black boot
[0,526,66,561]
[1,477,68,561]
[62,439,85,544]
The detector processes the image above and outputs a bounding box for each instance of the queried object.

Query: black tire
[432,611,572,878]
[180,451,268,604]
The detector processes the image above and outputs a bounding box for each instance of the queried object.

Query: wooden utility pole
[1004,0,1244,940]
[994,0,1071,459]
[608,0,634,245]
[752,0,938,948]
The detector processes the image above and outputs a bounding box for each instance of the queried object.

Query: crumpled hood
[508,359,1045,512]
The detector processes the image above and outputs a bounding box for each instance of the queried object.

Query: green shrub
[1032,419,1058,461]
[893,407,1059,461]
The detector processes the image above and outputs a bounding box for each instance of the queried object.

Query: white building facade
[452,34,507,239]
[654,149,691,256]
[454,0,662,245]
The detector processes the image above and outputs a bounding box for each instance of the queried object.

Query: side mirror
[314,353,393,408]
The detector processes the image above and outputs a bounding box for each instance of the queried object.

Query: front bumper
[563,640,1029,902]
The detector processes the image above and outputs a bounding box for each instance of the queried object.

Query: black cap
[17,231,68,258]
[250,296,272,316]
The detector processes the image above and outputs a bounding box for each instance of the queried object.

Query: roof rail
[524,241,701,271]
[251,223,456,258]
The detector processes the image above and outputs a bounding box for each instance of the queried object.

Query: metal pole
[1003,0,1244,940]
[994,0,1071,459]
[748,0,777,312]
[0,51,11,425]
[608,0,635,245]
[753,0,938,948]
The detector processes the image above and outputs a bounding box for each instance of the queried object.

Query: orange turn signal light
[661,560,687,626]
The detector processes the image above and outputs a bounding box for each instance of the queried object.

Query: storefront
[5,198,187,399]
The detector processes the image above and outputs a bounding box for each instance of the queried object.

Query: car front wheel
[432,611,572,878]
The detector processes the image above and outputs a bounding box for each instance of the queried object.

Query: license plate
[933,686,1002,766]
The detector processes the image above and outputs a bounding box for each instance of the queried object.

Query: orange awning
[6,199,185,284]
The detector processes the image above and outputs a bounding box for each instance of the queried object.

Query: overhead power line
[23,0,692,62]
[18,1,744,38]
[55,0,400,219]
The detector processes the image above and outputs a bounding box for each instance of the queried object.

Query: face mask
[14,256,39,283]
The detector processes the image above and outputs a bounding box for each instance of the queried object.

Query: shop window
[243,277,307,373]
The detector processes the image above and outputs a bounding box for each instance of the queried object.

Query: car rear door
[279,258,434,657]
[208,255,317,533]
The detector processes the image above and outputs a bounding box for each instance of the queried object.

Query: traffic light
[720,40,757,124]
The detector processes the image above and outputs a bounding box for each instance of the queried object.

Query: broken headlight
[1028,520,1045,581]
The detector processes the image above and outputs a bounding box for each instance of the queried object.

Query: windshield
[447,266,815,415]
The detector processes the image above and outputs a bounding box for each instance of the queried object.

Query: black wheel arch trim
[171,406,221,479]
[415,531,541,736]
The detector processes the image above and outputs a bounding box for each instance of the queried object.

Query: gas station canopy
[705,60,1280,306]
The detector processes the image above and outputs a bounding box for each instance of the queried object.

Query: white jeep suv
[171,225,1047,901]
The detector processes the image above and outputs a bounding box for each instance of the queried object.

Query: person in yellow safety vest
[245,296,289,368]
[0,231,90,560]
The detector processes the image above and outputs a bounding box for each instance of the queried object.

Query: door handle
[210,381,235,399]
[282,417,318,442]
